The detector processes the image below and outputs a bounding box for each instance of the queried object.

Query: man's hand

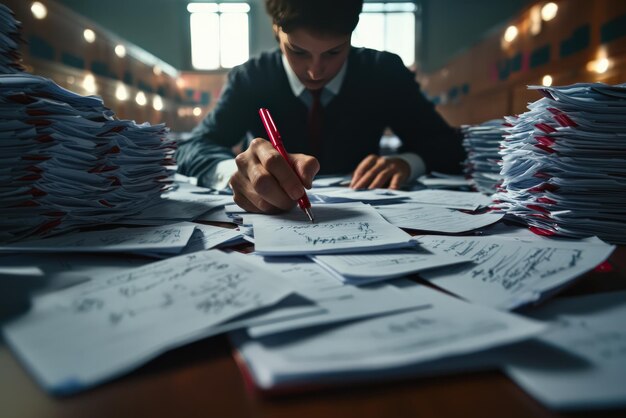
[350,154,410,189]
[229,138,320,213]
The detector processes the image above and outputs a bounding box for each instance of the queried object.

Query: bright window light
[352,3,417,67]
[188,2,250,70]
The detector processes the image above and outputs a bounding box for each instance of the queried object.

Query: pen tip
[304,207,315,223]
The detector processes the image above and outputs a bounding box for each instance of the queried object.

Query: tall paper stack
[0,74,176,243]
[461,119,506,195]
[0,4,25,74]
[0,4,176,243]
[493,83,626,244]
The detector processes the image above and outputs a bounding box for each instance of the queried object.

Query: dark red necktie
[308,89,323,157]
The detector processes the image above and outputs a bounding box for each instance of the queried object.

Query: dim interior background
[6,0,626,133]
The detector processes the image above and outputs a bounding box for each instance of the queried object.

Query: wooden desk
[1,247,625,418]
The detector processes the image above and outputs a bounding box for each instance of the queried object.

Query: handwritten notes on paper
[505,291,626,410]
[416,235,615,310]
[231,285,545,390]
[0,224,196,254]
[245,257,432,337]
[375,204,503,233]
[312,248,471,285]
[252,203,414,256]
[2,250,292,394]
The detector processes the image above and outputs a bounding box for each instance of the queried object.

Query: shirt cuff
[203,158,237,190]
[392,152,426,182]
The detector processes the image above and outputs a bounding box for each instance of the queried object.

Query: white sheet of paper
[505,291,626,410]
[231,284,545,389]
[311,247,472,284]
[252,203,414,256]
[2,250,293,395]
[0,224,196,254]
[309,188,408,204]
[394,189,493,210]
[180,223,243,253]
[375,204,503,233]
[243,256,431,337]
[417,235,615,310]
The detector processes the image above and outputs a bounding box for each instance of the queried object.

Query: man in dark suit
[176,0,465,214]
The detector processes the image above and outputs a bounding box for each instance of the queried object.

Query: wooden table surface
[1,246,625,418]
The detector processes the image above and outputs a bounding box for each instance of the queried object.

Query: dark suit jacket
[175,47,465,186]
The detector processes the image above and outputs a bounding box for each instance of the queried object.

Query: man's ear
[272,24,279,42]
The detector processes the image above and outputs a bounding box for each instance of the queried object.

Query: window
[188,3,250,70]
[352,2,418,67]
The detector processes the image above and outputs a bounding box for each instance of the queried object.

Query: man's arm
[175,67,256,187]
[384,54,466,175]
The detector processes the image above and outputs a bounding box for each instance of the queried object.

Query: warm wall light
[82,74,97,94]
[192,107,202,117]
[83,29,96,43]
[115,83,128,101]
[587,57,611,74]
[153,66,162,76]
[152,95,164,111]
[31,2,47,19]
[135,91,147,106]
[504,25,518,43]
[542,75,553,86]
[115,44,126,58]
[176,78,185,89]
[541,2,558,21]
[529,5,542,35]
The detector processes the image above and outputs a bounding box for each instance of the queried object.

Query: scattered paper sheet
[252,203,414,256]
[2,250,293,395]
[395,189,493,210]
[311,247,471,285]
[0,223,196,254]
[505,291,626,410]
[416,235,615,310]
[375,203,504,233]
[242,256,432,338]
[309,187,408,204]
[179,223,243,254]
[230,284,545,390]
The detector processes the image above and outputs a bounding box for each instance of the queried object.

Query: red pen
[259,107,315,223]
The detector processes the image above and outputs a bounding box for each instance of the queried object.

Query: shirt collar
[281,52,347,98]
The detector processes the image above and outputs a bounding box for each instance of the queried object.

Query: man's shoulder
[349,47,406,70]
[230,49,283,80]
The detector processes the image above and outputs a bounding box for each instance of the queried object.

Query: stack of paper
[0,73,176,243]
[493,83,626,244]
[0,4,25,74]
[461,119,506,194]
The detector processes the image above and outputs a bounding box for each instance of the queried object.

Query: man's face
[275,25,351,90]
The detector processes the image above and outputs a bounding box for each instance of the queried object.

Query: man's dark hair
[265,0,363,35]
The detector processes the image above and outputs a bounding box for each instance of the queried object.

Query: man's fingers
[389,171,405,189]
[230,173,284,214]
[291,154,320,189]
[350,154,378,188]
[352,157,387,189]
[256,144,305,200]
[368,167,394,189]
